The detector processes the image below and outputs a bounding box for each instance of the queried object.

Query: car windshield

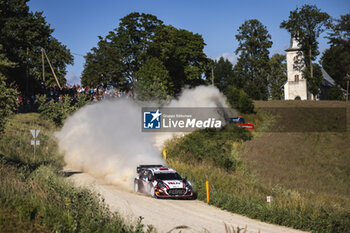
[154,172,182,180]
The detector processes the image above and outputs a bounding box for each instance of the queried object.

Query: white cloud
[65,71,81,85]
[215,53,237,65]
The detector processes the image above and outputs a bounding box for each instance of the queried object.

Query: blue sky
[28,0,350,85]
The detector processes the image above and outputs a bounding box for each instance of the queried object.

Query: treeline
[0,0,73,94]
[1,1,349,134]
[82,5,350,102]
[0,0,73,133]
[81,12,210,100]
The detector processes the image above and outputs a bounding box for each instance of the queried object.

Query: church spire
[286,34,301,51]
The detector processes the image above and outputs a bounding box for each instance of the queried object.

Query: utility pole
[211,65,214,86]
[42,49,62,89]
[26,47,29,95]
[345,74,350,102]
[41,48,45,83]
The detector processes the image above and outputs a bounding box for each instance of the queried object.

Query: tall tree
[281,4,331,94]
[81,12,163,91]
[213,57,234,92]
[321,13,350,89]
[303,63,323,97]
[114,12,163,91]
[82,14,210,95]
[135,57,173,101]
[82,37,124,88]
[268,54,287,100]
[233,19,272,100]
[0,0,73,94]
[148,25,210,94]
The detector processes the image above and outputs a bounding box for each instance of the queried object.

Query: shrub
[328,86,344,100]
[0,74,18,135]
[36,94,90,126]
[166,124,252,172]
[225,85,254,114]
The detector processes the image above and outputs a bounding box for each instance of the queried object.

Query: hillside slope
[241,101,350,210]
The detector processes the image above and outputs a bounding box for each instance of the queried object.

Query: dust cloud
[55,85,231,189]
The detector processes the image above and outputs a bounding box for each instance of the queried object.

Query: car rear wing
[136,165,164,173]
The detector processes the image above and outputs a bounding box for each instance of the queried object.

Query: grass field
[241,101,350,208]
[166,100,350,233]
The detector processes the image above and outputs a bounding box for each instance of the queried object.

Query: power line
[71,52,85,57]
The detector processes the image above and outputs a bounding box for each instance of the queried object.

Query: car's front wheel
[150,185,156,198]
[134,180,139,193]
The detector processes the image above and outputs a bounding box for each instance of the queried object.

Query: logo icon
[143,109,162,129]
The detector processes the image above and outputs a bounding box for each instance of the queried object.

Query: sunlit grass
[164,101,350,232]
[0,113,152,233]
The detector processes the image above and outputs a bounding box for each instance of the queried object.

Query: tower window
[294,75,299,82]
[293,56,298,62]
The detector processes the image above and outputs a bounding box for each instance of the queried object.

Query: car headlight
[157,181,165,189]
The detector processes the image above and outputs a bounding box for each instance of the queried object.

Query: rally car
[134,165,194,199]
[229,116,254,129]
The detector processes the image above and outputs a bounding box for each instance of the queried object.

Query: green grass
[241,101,350,206]
[164,101,350,233]
[0,113,152,233]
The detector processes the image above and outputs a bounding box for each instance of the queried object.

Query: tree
[328,86,344,100]
[321,13,350,89]
[0,45,18,134]
[81,12,163,91]
[233,19,272,100]
[135,57,173,101]
[0,0,73,94]
[225,85,254,114]
[213,57,234,92]
[148,25,210,94]
[268,54,287,100]
[82,13,210,95]
[280,4,331,93]
[114,12,163,92]
[81,37,124,88]
[303,63,323,97]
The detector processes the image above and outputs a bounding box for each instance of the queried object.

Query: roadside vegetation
[0,113,152,233]
[36,93,90,126]
[165,100,350,233]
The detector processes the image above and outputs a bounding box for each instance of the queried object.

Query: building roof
[321,68,335,87]
[285,36,301,52]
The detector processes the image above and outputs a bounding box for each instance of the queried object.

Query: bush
[0,74,18,135]
[328,86,344,100]
[166,124,252,172]
[225,85,254,114]
[36,94,90,126]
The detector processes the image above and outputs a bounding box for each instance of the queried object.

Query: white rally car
[134,165,194,199]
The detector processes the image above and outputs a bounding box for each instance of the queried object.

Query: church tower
[284,36,308,100]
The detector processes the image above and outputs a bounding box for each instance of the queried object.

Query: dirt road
[67,171,307,233]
